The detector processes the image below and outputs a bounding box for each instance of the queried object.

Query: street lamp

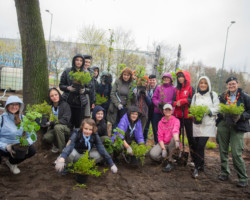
[45,10,53,69]
[219,21,236,93]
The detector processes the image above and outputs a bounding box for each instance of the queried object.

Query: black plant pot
[75,174,88,184]
[72,82,83,93]
[225,114,239,125]
[12,144,28,160]
[193,117,202,125]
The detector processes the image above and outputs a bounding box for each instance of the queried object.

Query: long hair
[119,67,133,82]
[48,87,63,105]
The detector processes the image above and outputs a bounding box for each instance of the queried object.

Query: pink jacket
[158,116,180,144]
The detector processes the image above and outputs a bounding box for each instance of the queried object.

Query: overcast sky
[0,0,249,72]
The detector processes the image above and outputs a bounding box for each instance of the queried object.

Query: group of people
[0,53,249,188]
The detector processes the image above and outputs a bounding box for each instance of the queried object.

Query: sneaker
[51,145,59,153]
[218,174,229,181]
[192,168,199,179]
[188,161,195,168]
[162,163,173,172]
[236,181,248,188]
[5,160,20,174]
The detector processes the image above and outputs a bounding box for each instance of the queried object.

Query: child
[150,104,180,172]
[55,119,117,174]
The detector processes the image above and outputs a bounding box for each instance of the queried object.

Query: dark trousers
[71,107,82,129]
[143,116,153,143]
[152,113,163,144]
[0,145,36,165]
[193,137,209,169]
[112,108,128,131]
[179,118,195,161]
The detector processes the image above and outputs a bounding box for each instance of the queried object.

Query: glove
[79,88,85,95]
[6,144,15,157]
[133,88,137,94]
[232,115,241,123]
[208,110,213,117]
[162,149,167,158]
[67,86,76,92]
[84,87,90,94]
[126,146,133,155]
[55,157,65,172]
[118,104,123,110]
[45,122,51,127]
[111,164,118,174]
[175,141,180,149]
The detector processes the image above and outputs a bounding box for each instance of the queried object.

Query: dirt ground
[1,131,250,200]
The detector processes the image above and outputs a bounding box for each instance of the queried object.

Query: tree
[15,0,48,105]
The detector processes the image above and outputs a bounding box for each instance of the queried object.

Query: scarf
[82,134,92,151]
[128,124,136,137]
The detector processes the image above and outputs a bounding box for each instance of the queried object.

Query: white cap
[163,104,173,110]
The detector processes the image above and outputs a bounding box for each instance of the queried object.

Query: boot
[5,160,20,174]
[236,181,248,188]
[162,162,173,172]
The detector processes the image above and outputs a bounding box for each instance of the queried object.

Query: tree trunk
[15,0,48,105]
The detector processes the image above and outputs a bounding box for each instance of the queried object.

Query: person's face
[149,78,157,88]
[7,103,20,114]
[199,79,208,91]
[227,80,239,93]
[83,123,93,137]
[163,108,172,117]
[130,112,139,122]
[94,69,99,77]
[84,59,91,68]
[96,110,104,121]
[122,72,131,82]
[75,57,83,68]
[49,89,60,103]
[163,77,171,84]
[178,76,185,84]
[143,81,148,87]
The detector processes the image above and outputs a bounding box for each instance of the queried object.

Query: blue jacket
[0,96,36,151]
[61,129,114,166]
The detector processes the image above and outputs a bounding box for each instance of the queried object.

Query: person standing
[216,76,249,187]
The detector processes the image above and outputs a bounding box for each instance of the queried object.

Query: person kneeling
[55,118,117,174]
[149,104,180,172]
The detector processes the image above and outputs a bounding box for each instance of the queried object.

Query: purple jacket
[112,113,145,144]
[152,83,176,114]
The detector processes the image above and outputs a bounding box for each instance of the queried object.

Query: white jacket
[191,76,220,137]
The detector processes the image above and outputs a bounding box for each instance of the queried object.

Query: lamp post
[219,21,235,93]
[45,9,53,71]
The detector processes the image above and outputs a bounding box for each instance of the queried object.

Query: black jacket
[92,106,108,137]
[217,88,250,132]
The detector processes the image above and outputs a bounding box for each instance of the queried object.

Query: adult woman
[107,67,133,128]
[191,76,219,178]
[216,76,250,187]
[152,73,176,144]
[55,118,118,174]
[0,96,36,174]
[43,88,71,153]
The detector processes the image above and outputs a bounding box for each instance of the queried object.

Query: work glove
[55,157,65,172]
[6,144,15,157]
[232,115,241,123]
[162,149,167,158]
[45,122,51,127]
[126,146,133,155]
[111,164,118,174]
[133,88,137,94]
[67,86,76,92]
[118,104,123,110]
[79,88,85,95]
[208,109,213,117]
[175,141,180,150]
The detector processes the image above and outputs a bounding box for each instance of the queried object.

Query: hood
[101,71,112,84]
[162,73,173,81]
[48,87,63,105]
[92,105,105,122]
[5,95,24,113]
[71,54,85,71]
[177,71,191,88]
[197,76,211,93]
[127,105,141,123]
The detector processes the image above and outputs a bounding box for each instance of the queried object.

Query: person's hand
[176,101,181,107]
[6,144,15,157]
[55,157,65,172]
[133,88,137,94]
[118,104,123,110]
[111,164,118,174]
[79,88,85,94]
[162,149,167,158]
[84,88,90,94]
[92,104,95,109]
[232,115,241,123]
[67,86,76,92]
[45,122,51,127]
[175,141,180,150]
[126,146,133,155]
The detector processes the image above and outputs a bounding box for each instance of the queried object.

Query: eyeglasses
[9,103,20,107]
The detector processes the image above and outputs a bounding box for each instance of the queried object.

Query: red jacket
[173,71,194,119]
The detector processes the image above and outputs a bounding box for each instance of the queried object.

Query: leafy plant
[219,103,245,115]
[188,105,209,122]
[130,141,151,166]
[206,140,216,149]
[180,135,189,146]
[68,151,107,176]
[69,70,92,85]
[107,29,114,72]
[73,184,86,190]
[105,128,125,154]
[95,93,108,105]
[171,68,182,83]
[156,57,165,81]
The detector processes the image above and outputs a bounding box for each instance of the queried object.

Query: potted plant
[188,105,209,124]
[129,141,151,166]
[69,70,92,92]
[219,103,245,125]
[67,151,107,184]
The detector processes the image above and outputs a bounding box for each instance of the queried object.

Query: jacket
[217,88,250,132]
[191,76,220,137]
[158,115,180,144]
[107,78,133,124]
[152,73,176,114]
[92,106,108,137]
[61,129,113,166]
[0,96,35,151]
[135,89,151,117]
[173,71,194,119]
